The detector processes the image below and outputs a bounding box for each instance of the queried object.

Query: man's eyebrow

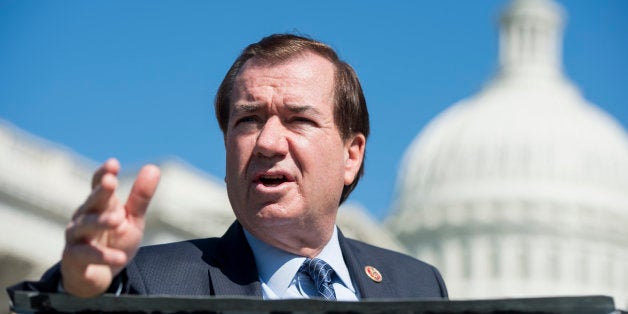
[232,103,261,114]
[285,104,322,116]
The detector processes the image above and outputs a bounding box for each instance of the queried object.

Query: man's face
[224,52,364,242]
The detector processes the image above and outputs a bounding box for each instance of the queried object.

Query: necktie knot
[299,258,336,300]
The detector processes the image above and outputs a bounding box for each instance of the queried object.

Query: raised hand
[60,158,160,297]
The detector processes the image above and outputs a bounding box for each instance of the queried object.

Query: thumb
[125,164,161,219]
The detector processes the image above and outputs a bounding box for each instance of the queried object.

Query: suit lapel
[338,230,394,299]
[207,221,263,297]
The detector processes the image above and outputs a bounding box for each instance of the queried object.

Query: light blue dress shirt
[243,227,359,301]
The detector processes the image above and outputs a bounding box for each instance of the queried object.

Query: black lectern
[10,291,620,314]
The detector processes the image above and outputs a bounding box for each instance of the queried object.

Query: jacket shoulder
[126,238,221,295]
[343,237,431,267]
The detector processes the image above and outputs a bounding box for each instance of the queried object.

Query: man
[8,34,447,301]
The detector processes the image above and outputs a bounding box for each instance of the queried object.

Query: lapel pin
[364,266,382,283]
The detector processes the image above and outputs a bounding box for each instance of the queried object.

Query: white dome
[388,0,628,306]
[393,74,628,231]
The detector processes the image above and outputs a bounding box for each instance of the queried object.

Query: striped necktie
[299,258,337,300]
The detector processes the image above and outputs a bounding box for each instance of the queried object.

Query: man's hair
[214,33,370,204]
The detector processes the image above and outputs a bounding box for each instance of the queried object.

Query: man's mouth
[258,174,288,187]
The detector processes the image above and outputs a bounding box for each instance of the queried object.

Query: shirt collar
[244,226,355,298]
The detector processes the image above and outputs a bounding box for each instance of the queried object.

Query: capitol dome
[388,0,628,306]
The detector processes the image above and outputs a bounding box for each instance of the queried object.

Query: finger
[125,164,160,219]
[91,158,120,189]
[66,210,125,244]
[72,173,118,219]
[63,243,128,268]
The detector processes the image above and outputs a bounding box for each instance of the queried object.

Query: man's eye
[236,116,259,124]
[291,117,315,124]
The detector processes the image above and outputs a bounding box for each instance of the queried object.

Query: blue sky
[1,0,626,220]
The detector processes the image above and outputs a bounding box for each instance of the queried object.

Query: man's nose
[254,116,288,158]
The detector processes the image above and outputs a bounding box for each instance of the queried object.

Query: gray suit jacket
[7,221,447,300]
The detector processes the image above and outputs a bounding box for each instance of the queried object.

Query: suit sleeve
[5,263,127,303]
[430,264,449,298]
[6,263,63,303]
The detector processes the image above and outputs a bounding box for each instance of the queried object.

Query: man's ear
[344,133,366,185]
